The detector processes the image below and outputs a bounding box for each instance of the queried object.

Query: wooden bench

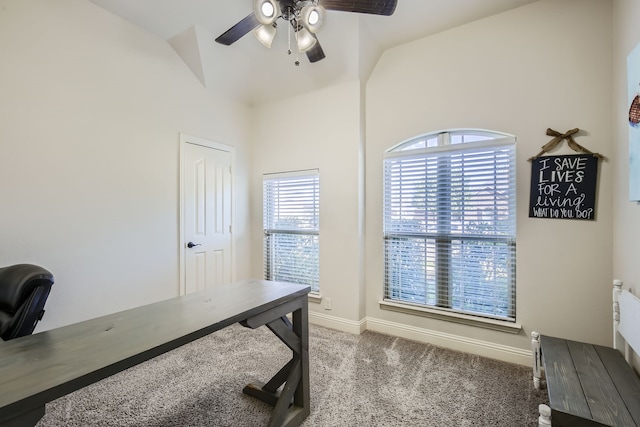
[0,279,310,427]
[532,280,640,426]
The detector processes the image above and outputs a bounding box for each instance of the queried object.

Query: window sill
[379,300,522,334]
[308,293,322,304]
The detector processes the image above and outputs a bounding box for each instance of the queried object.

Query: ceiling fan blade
[215,12,260,46]
[306,38,326,63]
[318,0,397,16]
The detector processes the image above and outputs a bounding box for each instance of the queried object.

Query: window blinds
[263,170,320,292]
[383,139,516,321]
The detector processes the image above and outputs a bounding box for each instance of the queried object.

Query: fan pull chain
[294,25,300,66]
[287,14,292,56]
[287,14,299,67]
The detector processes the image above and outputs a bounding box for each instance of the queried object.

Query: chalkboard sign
[529,154,598,220]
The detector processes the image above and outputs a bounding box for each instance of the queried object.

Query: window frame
[382,130,517,327]
[263,169,320,294]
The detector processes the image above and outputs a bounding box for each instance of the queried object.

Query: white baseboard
[308,312,532,366]
[364,317,532,366]
[309,311,366,335]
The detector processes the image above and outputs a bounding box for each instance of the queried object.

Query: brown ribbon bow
[528,128,603,160]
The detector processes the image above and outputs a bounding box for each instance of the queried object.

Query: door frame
[179,133,236,296]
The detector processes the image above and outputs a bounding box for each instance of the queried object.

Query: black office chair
[0,264,54,341]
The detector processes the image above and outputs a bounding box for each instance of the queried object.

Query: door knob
[187,242,201,248]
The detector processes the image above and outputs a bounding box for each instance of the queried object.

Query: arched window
[383,130,516,321]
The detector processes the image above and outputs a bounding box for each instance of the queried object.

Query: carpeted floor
[36,323,546,426]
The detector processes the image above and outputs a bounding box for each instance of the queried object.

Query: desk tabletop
[0,279,309,420]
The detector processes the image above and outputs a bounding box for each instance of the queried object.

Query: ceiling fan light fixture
[254,0,280,25]
[296,27,317,53]
[300,4,324,33]
[253,24,277,48]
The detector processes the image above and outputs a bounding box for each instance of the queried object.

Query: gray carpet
[36,323,546,426]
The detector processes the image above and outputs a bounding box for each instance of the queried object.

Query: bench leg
[538,404,551,426]
[531,331,542,390]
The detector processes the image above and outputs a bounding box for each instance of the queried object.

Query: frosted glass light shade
[254,0,280,25]
[296,28,317,52]
[253,24,277,48]
[300,5,324,33]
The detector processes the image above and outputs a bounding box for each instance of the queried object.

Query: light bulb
[254,0,280,25]
[300,5,324,34]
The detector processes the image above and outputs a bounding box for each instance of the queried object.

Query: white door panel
[182,140,232,294]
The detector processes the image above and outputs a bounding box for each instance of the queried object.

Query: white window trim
[263,169,320,293]
[379,300,522,334]
[308,293,322,304]
[383,129,517,325]
[384,136,516,159]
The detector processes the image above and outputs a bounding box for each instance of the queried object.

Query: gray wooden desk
[0,279,310,427]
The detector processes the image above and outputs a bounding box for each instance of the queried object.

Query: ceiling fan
[215,0,397,65]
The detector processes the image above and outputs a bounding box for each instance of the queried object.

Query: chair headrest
[0,264,54,313]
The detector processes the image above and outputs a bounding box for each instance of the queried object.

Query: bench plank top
[0,279,310,424]
[567,340,636,426]
[541,335,640,427]
[540,335,592,421]
[595,345,640,425]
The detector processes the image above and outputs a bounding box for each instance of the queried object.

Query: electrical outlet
[324,297,332,310]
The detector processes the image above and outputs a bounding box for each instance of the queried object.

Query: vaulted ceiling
[88,0,537,106]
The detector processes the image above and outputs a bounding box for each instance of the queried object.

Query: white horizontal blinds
[384,132,516,321]
[263,170,319,292]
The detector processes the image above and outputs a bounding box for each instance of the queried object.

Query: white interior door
[181,137,233,294]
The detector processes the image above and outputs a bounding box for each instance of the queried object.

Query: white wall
[0,0,252,330]
[613,1,640,295]
[250,81,365,328]
[247,0,616,364]
[365,0,613,360]
[1,0,623,366]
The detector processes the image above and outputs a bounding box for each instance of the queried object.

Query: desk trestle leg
[2,406,45,427]
[241,298,310,427]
